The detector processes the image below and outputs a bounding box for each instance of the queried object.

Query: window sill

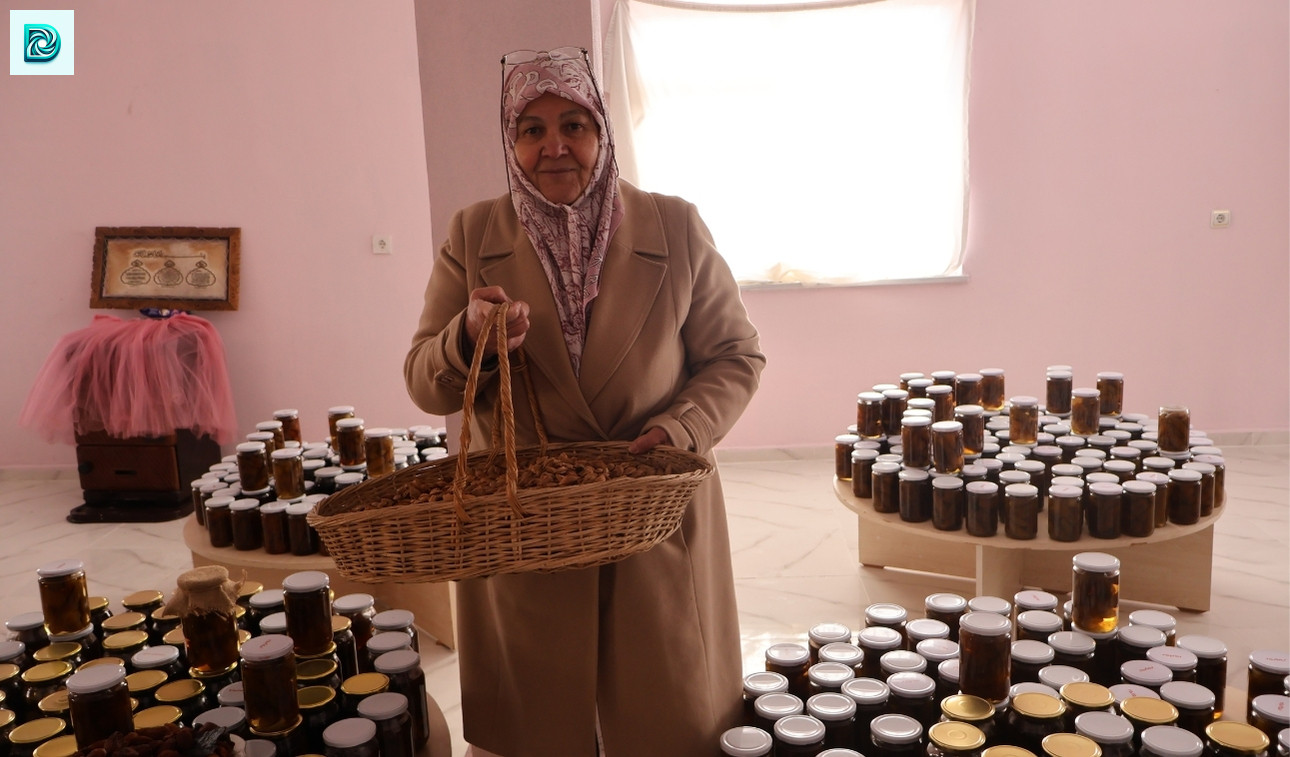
[738,272,969,291]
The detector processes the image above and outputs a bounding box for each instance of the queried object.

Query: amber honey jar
[236,441,271,493]
[1046,372,1074,417]
[271,448,306,500]
[1096,372,1125,418]
[767,643,812,700]
[1071,553,1119,635]
[335,418,367,470]
[363,428,396,479]
[1070,389,1102,437]
[241,634,299,734]
[36,560,89,637]
[272,408,302,444]
[66,664,133,748]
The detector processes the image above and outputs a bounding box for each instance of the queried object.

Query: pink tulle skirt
[20,313,237,445]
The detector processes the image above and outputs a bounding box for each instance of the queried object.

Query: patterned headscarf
[501,50,624,376]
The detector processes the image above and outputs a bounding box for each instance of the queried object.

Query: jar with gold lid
[297,657,342,692]
[102,630,149,666]
[941,694,997,747]
[1041,732,1103,757]
[298,684,341,754]
[8,717,67,757]
[32,734,78,757]
[154,677,208,725]
[133,704,184,729]
[36,687,69,723]
[101,611,147,637]
[1061,681,1116,730]
[1205,722,1270,757]
[1121,697,1179,752]
[1006,692,1068,755]
[121,589,165,625]
[125,668,168,711]
[928,720,987,757]
[21,661,73,715]
[338,672,390,719]
[32,641,82,670]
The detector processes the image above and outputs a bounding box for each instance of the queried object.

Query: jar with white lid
[774,713,827,756]
[743,671,789,725]
[1118,625,1168,664]
[819,643,864,676]
[323,716,378,757]
[754,691,804,734]
[1071,553,1119,634]
[1008,397,1040,446]
[1248,652,1290,722]
[1017,611,1064,646]
[36,560,89,637]
[1249,696,1290,747]
[356,691,414,757]
[968,596,1012,618]
[1121,660,1174,692]
[1140,725,1203,757]
[766,643,811,700]
[809,623,853,663]
[900,468,934,523]
[1074,710,1134,757]
[1121,479,1157,537]
[1177,635,1227,718]
[959,612,1011,704]
[918,639,960,669]
[240,634,299,735]
[66,664,132,748]
[1039,665,1091,692]
[1012,641,1057,685]
[235,441,271,493]
[1004,484,1040,540]
[888,671,939,729]
[721,725,774,757]
[372,609,419,653]
[925,593,968,642]
[808,691,858,750]
[1147,645,1199,683]
[282,571,332,657]
[1159,681,1216,739]
[1069,388,1101,437]
[871,713,925,757]
[843,676,891,742]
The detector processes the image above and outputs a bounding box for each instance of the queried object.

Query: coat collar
[475,182,668,437]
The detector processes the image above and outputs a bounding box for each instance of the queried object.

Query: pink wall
[2,1,1286,469]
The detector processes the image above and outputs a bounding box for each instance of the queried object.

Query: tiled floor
[1,441,1286,755]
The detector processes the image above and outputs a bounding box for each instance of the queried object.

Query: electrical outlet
[372,234,393,254]
[1210,210,1230,229]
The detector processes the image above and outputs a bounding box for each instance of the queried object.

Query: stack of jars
[721,557,1289,757]
[1,563,434,757]
[190,405,448,556]
[840,368,1226,542]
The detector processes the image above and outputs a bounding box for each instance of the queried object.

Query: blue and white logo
[11,10,74,75]
[24,23,60,62]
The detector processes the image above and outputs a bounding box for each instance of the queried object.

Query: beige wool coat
[404,180,766,757]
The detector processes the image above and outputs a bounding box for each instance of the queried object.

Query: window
[604,0,974,285]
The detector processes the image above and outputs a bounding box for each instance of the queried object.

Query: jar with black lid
[240,634,299,735]
[1007,692,1068,755]
[843,677,890,744]
[1012,641,1056,685]
[1160,681,1216,739]
[808,692,858,751]
[929,720,988,757]
[323,716,379,757]
[871,713,925,757]
[1140,725,1204,757]
[889,672,939,731]
[65,664,133,748]
[283,571,333,657]
[766,643,812,700]
[1177,635,1227,719]
[1205,722,1270,757]
[926,593,968,642]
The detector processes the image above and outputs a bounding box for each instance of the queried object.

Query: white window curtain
[603,0,974,285]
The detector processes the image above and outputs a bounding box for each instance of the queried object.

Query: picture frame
[91,226,240,311]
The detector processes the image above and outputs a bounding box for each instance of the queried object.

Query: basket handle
[453,303,546,522]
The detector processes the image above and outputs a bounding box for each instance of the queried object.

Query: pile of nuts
[73,723,235,757]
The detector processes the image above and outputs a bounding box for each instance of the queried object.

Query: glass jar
[754,691,804,734]
[929,720,987,757]
[1167,469,1203,525]
[357,691,415,757]
[1012,641,1057,685]
[1191,454,1226,510]
[1121,480,1157,537]
[1121,697,1180,752]
[858,392,886,440]
[767,643,812,700]
[230,499,263,551]
[1004,484,1040,540]
[900,468,934,523]
[125,668,168,711]
[820,643,865,677]
[297,657,342,691]
[808,692,859,750]
[1041,733,1103,757]
[235,442,271,493]
[1159,681,1217,739]
[1148,646,1198,683]
[1087,628,1122,688]
[888,671,939,730]
[365,632,413,672]
[371,609,418,653]
[937,659,961,703]
[932,421,966,474]
[773,713,827,756]
[721,724,774,756]
[1071,553,1119,635]
[1204,722,1270,757]
[966,482,1000,537]
[1047,486,1084,542]
[131,645,184,681]
[7,718,67,757]
[1074,710,1134,757]
[323,717,379,757]
[335,418,367,470]
[1007,693,1068,755]
[1046,372,1074,418]
[1249,653,1290,722]
[1070,389,1102,437]
[271,448,306,501]
[808,623,854,663]
[873,462,903,514]
[1119,626,1168,665]
[853,449,881,499]
[1157,406,1190,454]
[977,369,1005,412]
[1094,372,1124,418]
[1176,635,1227,719]
[36,560,89,637]
[154,677,210,726]
[957,406,986,456]
[933,477,966,531]
[1009,397,1040,446]
[363,428,396,479]
[101,631,149,667]
[1018,612,1064,645]
[1061,681,1117,731]
[205,497,234,548]
[1085,483,1122,539]
[283,571,333,657]
[941,694,996,746]
[240,634,299,735]
[871,713,925,757]
[926,594,968,642]
[1040,665,1091,692]
[843,677,890,743]
[959,612,1012,704]
[65,664,133,748]
[372,649,429,747]
[1248,696,1288,747]
[906,618,950,651]
[1139,725,1205,757]
[743,671,790,726]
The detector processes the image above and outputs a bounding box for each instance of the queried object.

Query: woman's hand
[628,426,671,454]
[465,286,530,358]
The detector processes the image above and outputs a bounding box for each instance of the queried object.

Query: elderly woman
[404,47,765,757]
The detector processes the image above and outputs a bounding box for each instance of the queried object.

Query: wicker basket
[308,305,712,583]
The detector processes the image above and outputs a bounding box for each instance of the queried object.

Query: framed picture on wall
[91,226,240,310]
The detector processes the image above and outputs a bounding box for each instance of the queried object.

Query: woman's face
[513,93,600,205]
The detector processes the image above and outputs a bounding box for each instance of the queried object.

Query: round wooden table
[833,478,1224,611]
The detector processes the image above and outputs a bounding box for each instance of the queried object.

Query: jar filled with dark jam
[1073,711,1133,757]
[332,616,360,681]
[323,717,379,757]
[1204,722,1270,757]
[240,634,299,735]
[370,649,430,750]
[1012,641,1056,685]
[871,713,925,757]
[1121,697,1180,753]
[1248,652,1290,721]
[8,717,67,757]
[720,725,774,757]
[1060,681,1116,731]
[774,714,828,757]
[926,593,968,642]
[942,694,998,747]
[66,664,133,748]
[205,497,234,549]
[333,594,377,670]
[125,668,168,711]
[743,671,790,726]
[808,692,858,751]
[1147,646,1198,684]
[1139,725,1204,757]
[810,662,858,696]
[1247,695,1288,748]
[767,643,812,701]
[1040,732,1103,757]
[888,672,939,731]
[754,692,804,734]
[859,628,905,682]
[873,462,903,514]
[357,691,415,757]
[928,720,987,757]
[966,482,1000,537]
[1160,681,1216,740]
[1047,485,1084,542]
[154,678,210,726]
[36,560,90,637]
[959,612,1012,705]
[286,502,320,556]
[1007,692,1068,755]
[22,661,73,715]
[1177,635,1227,720]
[259,501,291,555]
[933,476,966,531]
[283,571,333,658]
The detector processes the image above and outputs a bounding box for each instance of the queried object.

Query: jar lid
[341,672,391,697]
[372,608,415,630]
[9,717,66,745]
[1204,722,1270,754]
[886,671,935,698]
[905,618,949,641]
[1047,369,1073,379]
[1140,725,1203,757]
[926,384,953,395]
[882,388,910,399]
[1011,691,1066,719]
[230,498,260,512]
[248,588,285,609]
[932,421,964,433]
[765,642,810,666]
[929,721,987,752]
[1038,665,1090,690]
[1005,483,1038,498]
[367,631,413,656]
[818,642,863,667]
[915,638,959,662]
[1012,590,1057,610]
[270,447,302,460]
[1075,710,1133,744]
[335,470,366,483]
[1072,552,1119,573]
[1120,696,1179,724]
[1250,694,1289,723]
[283,570,330,592]
[871,461,902,475]
[102,630,149,651]
[357,691,409,720]
[125,668,168,694]
[240,633,293,662]
[260,501,290,515]
[1011,682,1061,700]
[296,657,338,682]
[1137,472,1170,486]
[1120,625,1167,649]
[976,457,1003,471]
[743,670,789,698]
[938,658,960,683]
[1011,396,1039,407]
[1018,611,1064,634]
[966,595,1011,616]
[1072,387,1100,399]
[941,693,994,722]
[858,391,885,402]
[373,648,420,675]
[841,676,889,705]
[870,713,923,744]
[216,681,245,707]
[720,725,774,756]
[1167,468,1202,482]
[1047,631,1095,656]
[856,626,902,650]
[155,677,205,703]
[194,706,248,730]
[958,611,1010,637]
[753,691,803,720]
[1088,481,1123,496]
[932,476,964,490]
[807,691,857,722]
[133,704,184,729]
[1049,483,1084,498]
[131,645,179,670]
[1176,634,1227,658]
[285,502,315,516]
[899,468,929,482]
[335,417,365,429]
[298,684,336,711]
[965,481,999,496]
[1122,479,1157,495]
[865,602,908,626]
[236,441,267,453]
[36,558,84,578]
[774,713,826,745]
[205,496,234,510]
[851,448,881,461]
[1060,681,1115,710]
[808,622,852,646]
[956,404,984,416]
[323,717,378,749]
[1159,680,1216,710]
[1042,733,1102,757]
[333,593,376,614]
[1012,640,1055,665]
[65,663,127,694]
[925,592,968,613]
[1250,650,1290,675]
[1109,683,1160,702]
[33,641,81,663]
